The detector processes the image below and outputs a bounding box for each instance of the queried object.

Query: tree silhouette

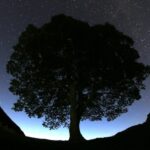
[7,14,150,142]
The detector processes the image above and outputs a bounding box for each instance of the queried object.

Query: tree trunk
[69,106,85,142]
[68,83,85,142]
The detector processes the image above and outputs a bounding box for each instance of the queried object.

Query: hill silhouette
[0,107,24,136]
[91,113,150,149]
[0,111,150,149]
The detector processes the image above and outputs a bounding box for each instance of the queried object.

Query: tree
[7,14,150,142]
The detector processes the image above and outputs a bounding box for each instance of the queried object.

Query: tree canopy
[7,14,150,141]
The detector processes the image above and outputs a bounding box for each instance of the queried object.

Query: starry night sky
[0,0,150,140]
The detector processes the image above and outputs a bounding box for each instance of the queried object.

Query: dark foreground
[1,119,150,150]
[1,107,150,149]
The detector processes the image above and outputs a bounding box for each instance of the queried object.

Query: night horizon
[1,0,150,141]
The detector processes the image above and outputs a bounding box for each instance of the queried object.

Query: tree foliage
[7,14,149,134]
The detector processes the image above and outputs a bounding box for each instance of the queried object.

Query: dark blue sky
[0,0,150,140]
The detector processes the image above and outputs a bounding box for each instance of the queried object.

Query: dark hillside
[0,111,150,149]
[0,107,24,136]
